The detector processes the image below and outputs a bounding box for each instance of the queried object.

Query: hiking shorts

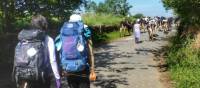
[66,69,90,88]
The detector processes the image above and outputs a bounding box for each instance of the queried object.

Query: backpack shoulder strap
[77,22,84,33]
[83,26,91,39]
[55,34,62,51]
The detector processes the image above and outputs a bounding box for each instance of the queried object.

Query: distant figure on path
[133,19,141,44]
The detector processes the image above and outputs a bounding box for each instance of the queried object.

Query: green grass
[92,31,122,45]
[105,31,121,41]
[167,36,200,88]
[171,65,200,88]
[83,13,123,26]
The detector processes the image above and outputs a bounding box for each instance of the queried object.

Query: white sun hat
[69,14,82,22]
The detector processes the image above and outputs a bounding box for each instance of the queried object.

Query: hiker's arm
[87,39,95,71]
[48,37,61,80]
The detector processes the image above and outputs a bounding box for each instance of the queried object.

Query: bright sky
[91,0,174,17]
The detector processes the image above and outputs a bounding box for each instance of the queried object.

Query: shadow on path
[93,44,139,88]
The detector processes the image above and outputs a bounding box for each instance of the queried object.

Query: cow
[119,19,133,37]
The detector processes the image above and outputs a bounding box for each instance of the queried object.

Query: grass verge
[83,13,123,26]
[92,31,122,46]
[167,35,200,88]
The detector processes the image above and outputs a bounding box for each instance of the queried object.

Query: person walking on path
[55,14,96,88]
[13,15,61,88]
[134,19,142,44]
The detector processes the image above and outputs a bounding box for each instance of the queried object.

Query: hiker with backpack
[55,14,96,88]
[12,15,61,88]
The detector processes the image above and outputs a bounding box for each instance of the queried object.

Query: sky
[91,0,174,17]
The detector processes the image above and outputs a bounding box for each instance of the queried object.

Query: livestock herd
[120,16,176,41]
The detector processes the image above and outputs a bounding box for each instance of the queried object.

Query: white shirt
[134,23,140,32]
[46,36,60,79]
[134,23,141,38]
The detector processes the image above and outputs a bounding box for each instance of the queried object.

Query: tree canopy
[14,0,85,19]
[0,0,86,33]
[133,13,144,19]
[163,0,200,25]
[85,0,132,16]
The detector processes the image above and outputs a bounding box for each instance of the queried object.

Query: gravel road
[91,30,175,88]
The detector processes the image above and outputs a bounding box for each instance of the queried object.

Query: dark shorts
[17,77,51,88]
[66,69,90,88]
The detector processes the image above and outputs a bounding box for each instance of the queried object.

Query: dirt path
[91,30,175,88]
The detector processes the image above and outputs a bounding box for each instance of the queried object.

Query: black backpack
[13,29,49,82]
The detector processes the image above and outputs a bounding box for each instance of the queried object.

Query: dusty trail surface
[91,30,175,88]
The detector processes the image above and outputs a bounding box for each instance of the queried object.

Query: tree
[85,0,132,16]
[134,13,144,19]
[0,0,87,33]
[1,0,15,33]
[85,1,97,12]
[163,0,200,37]
[114,0,133,16]
[96,2,109,14]
[163,0,200,25]
[14,0,86,20]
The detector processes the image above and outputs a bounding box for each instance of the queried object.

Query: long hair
[31,15,48,30]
